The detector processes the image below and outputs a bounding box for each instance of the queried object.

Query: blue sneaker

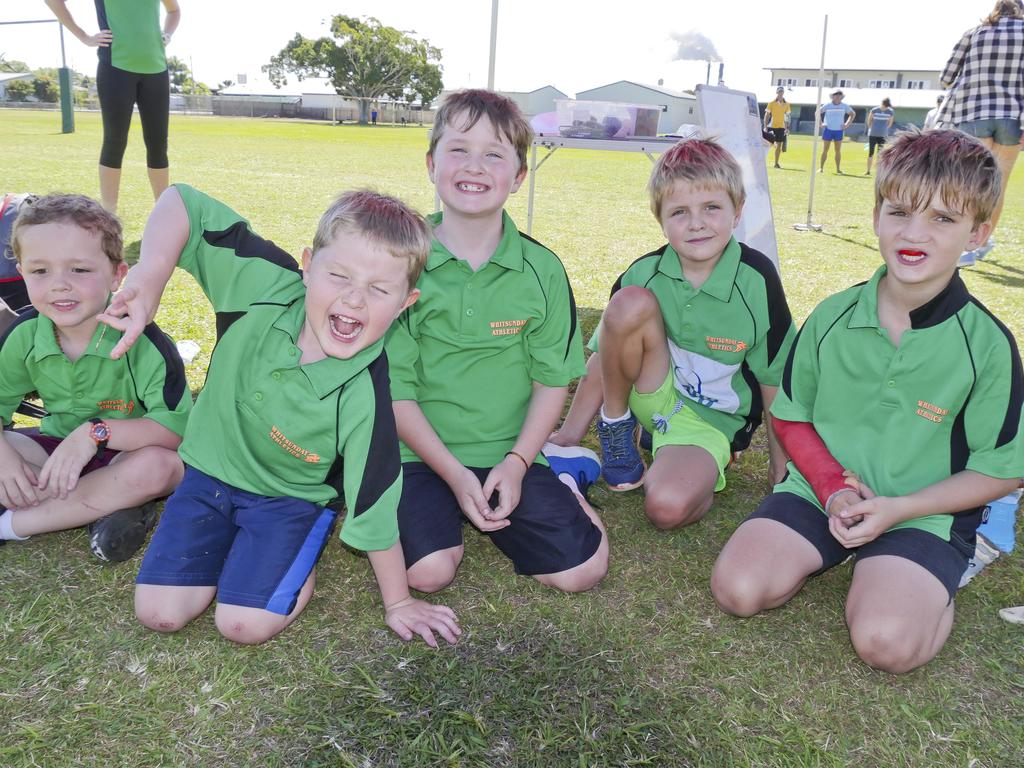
[974,237,995,260]
[543,442,601,496]
[639,428,653,453]
[957,249,977,268]
[596,414,646,491]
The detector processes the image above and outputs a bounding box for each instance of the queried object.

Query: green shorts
[629,371,732,491]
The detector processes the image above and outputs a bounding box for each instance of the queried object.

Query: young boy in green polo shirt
[0,194,190,561]
[711,130,1024,673]
[385,89,608,594]
[550,137,796,530]
[106,185,461,647]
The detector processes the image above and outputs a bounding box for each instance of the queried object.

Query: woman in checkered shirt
[938,0,1024,252]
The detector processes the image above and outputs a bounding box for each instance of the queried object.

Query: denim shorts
[958,118,1022,146]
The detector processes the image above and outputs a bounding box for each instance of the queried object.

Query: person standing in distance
[45,1,181,214]
[819,89,855,174]
[764,86,791,169]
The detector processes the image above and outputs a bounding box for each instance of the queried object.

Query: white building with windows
[767,66,942,92]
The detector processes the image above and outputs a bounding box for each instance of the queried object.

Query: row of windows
[775,78,932,89]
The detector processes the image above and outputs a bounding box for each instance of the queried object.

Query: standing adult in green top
[45,1,181,213]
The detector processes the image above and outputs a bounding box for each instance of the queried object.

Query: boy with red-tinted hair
[551,137,796,530]
[712,130,1024,673]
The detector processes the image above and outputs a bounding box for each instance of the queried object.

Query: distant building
[575,80,698,135]
[500,86,568,118]
[767,66,943,91]
[0,72,34,100]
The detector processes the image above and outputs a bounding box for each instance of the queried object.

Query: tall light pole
[487,0,498,90]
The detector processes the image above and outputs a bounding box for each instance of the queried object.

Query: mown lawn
[1,109,1022,767]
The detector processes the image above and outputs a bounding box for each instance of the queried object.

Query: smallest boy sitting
[550,138,796,529]
[108,184,460,646]
[712,130,1024,673]
[0,195,190,560]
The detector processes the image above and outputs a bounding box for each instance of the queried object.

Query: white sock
[0,509,29,540]
[600,406,631,424]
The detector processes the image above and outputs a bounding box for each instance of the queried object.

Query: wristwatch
[88,418,111,459]
[161,32,172,46]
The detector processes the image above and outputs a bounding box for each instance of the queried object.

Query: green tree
[0,55,31,73]
[264,15,443,124]
[5,78,33,101]
[33,75,59,103]
[166,56,210,95]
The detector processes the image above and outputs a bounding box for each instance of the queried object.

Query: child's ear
[872,206,881,236]
[426,152,435,182]
[967,220,993,251]
[733,201,745,228]
[510,164,528,194]
[400,287,421,313]
[301,247,313,286]
[111,261,129,290]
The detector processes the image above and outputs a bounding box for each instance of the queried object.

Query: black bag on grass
[1,193,36,312]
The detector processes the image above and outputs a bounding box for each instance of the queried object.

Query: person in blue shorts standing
[819,89,856,174]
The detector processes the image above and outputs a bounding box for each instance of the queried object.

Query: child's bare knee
[603,286,659,331]
[407,551,461,594]
[215,615,279,646]
[710,569,766,617]
[644,488,710,530]
[136,606,189,633]
[849,619,928,674]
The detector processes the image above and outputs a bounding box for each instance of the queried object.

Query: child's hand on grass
[481,455,528,522]
[448,467,509,532]
[384,597,461,648]
[37,424,95,499]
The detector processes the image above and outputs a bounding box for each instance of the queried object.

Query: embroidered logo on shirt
[97,398,135,416]
[270,426,321,463]
[490,319,527,336]
[915,400,948,424]
[705,336,748,353]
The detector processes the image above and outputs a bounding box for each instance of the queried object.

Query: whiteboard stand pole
[794,14,827,233]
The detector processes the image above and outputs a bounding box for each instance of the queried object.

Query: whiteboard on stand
[696,85,779,271]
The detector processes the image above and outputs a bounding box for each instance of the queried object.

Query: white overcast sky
[0,2,990,95]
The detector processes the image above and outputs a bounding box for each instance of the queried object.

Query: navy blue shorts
[136,465,338,615]
[747,492,969,602]
[398,462,602,576]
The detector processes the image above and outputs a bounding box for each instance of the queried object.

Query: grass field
[1,109,1022,767]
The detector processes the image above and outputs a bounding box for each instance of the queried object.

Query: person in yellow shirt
[764,86,792,169]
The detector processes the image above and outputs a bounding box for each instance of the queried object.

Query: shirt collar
[848,266,970,330]
[30,313,121,362]
[273,298,385,398]
[424,210,524,272]
[657,237,741,302]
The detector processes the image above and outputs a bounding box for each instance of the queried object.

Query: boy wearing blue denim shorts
[551,138,796,530]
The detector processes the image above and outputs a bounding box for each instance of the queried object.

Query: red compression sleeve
[771,416,850,509]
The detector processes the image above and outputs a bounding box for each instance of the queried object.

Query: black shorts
[770,127,786,143]
[397,461,602,576]
[747,492,969,602]
[868,135,886,156]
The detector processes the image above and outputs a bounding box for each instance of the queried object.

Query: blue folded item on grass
[977,492,1019,554]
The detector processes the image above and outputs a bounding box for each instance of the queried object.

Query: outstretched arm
[97,187,189,358]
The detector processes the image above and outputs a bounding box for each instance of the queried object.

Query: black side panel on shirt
[738,244,793,366]
[968,297,1024,449]
[93,1,111,65]
[202,222,302,274]
[324,353,402,516]
[141,323,189,410]
[215,311,246,342]
[609,247,666,299]
[0,306,37,354]
[353,353,402,517]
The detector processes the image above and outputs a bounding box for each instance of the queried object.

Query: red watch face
[90,422,111,443]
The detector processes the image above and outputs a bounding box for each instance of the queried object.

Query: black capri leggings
[96,60,170,169]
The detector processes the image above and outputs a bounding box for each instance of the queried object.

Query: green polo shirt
[0,310,190,438]
[171,184,401,552]
[386,210,586,467]
[95,0,167,74]
[590,238,796,451]
[773,266,1024,545]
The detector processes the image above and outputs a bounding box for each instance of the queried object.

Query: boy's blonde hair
[312,190,431,289]
[427,89,533,172]
[648,138,746,223]
[11,194,123,265]
[875,129,1001,227]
